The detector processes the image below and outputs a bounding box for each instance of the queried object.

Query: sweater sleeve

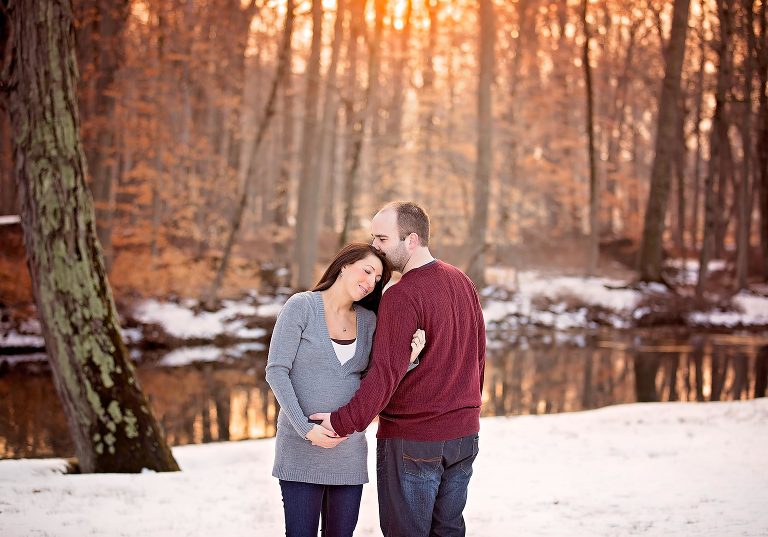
[265,293,314,439]
[331,287,417,436]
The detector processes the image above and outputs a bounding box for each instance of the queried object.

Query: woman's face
[341,254,383,301]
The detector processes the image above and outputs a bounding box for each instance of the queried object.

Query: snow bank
[1,399,766,537]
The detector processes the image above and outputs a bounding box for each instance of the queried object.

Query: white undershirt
[331,338,357,365]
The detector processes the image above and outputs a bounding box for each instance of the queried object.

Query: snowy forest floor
[1,398,766,537]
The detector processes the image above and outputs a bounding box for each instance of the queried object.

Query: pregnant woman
[266,242,424,537]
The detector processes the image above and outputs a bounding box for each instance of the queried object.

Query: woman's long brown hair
[311,243,392,313]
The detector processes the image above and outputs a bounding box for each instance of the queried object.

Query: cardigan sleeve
[265,293,314,439]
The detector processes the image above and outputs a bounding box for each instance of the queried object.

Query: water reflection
[482,332,768,416]
[1,331,766,459]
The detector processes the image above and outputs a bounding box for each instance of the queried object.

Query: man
[311,201,486,536]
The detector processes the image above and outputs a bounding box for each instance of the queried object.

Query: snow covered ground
[1,399,766,537]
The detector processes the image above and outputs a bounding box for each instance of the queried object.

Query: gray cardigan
[265,291,376,485]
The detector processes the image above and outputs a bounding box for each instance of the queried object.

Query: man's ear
[407,233,419,249]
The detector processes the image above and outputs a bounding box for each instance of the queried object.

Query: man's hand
[306,424,345,448]
[308,412,336,435]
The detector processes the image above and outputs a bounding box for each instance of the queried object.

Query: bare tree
[736,0,756,290]
[317,0,346,229]
[581,0,599,276]
[75,0,130,271]
[638,0,691,283]
[466,0,495,287]
[204,0,295,307]
[758,0,768,281]
[3,0,178,473]
[294,0,324,290]
[698,0,734,297]
[339,0,386,246]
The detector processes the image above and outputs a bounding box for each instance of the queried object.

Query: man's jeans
[279,480,363,537]
[376,434,479,537]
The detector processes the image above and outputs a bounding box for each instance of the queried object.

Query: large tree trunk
[466,0,495,287]
[294,0,323,290]
[638,0,691,282]
[4,0,178,473]
[581,0,600,276]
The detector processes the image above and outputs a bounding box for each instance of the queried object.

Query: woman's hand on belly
[306,424,347,448]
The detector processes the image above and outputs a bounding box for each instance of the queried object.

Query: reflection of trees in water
[2,340,767,458]
[138,358,276,447]
[0,368,73,457]
[0,357,277,458]
[756,346,768,397]
[484,336,768,415]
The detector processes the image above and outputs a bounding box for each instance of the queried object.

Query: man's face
[371,210,409,272]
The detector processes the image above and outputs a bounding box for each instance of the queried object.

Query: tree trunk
[75,0,130,272]
[698,0,734,297]
[605,16,639,236]
[204,0,295,307]
[499,0,529,247]
[318,0,346,230]
[337,0,360,244]
[5,0,178,473]
[736,0,755,290]
[638,0,691,282]
[0,95,16,215]
[339,0,385,246]
[418,0,438,203]
[581,0,600,276]
[690,30,706,255]
[294,0,323,290]
[756,0,768,281]
[674,97,688,256]
[466,0,495,287]
[273,40,294,228]
[382,0,412,202]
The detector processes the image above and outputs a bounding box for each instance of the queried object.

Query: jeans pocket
[402,439,443,478]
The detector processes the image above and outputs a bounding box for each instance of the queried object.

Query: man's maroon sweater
[330,260,486,441]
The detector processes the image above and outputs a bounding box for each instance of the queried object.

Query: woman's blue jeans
[279,480,363,537]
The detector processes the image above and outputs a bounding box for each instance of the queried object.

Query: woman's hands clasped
[306,424,347,448]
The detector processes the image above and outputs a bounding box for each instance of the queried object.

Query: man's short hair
[381,201,430,246]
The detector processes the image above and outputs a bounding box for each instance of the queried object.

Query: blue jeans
[376,435,479,537]
[278,480,363,537]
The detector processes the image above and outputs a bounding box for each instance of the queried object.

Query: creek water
[1,328,766,459]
